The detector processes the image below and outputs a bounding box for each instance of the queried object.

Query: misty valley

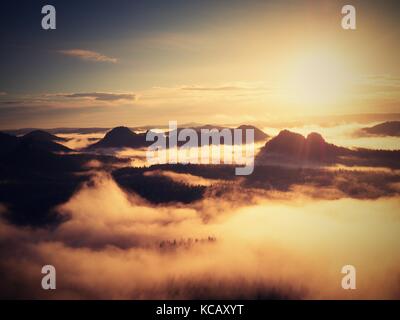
[1,0,400,309]
[0,121,400,299]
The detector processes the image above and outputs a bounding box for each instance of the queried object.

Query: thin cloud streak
[62,92,136,102]
[58,49,118,63]
[0,92,137,114]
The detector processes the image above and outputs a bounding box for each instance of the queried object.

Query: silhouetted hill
[257,130,351,164]
[362,121,400,137]
[0,131,71,155]
[19,136,71,153]
[86,126,150,149]
[0,132,19,156]
[22,130,68,142]
[256,129,400,168]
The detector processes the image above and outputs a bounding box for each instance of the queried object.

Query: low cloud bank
[1,172,399,299]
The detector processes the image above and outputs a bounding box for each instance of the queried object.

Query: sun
[282,48,355,110]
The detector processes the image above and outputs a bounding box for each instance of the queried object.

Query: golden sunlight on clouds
[0,173,399,299]
[1,1,400,303]
[58,49,118,63]
[1,1,400,129]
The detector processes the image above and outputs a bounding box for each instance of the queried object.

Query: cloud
[1,172,400,299]
[144,170,219,187]
[0,92,137,115]
[62,92,136,102]
[56,133,104,150]
[58,49,118,63]
[245,165,400,199]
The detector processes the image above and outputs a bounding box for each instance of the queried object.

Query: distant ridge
[361,121,400,137]
[86,124,269,150]
[22,130,68,142]
[4,127,110,135]
[0,130,71,156]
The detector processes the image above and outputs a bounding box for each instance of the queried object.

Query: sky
[0,0,399,129]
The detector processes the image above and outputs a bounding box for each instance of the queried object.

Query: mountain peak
[87,126,148,149]
[258,129,349,164]
[106,126,135,137]
[22,130,66,142]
